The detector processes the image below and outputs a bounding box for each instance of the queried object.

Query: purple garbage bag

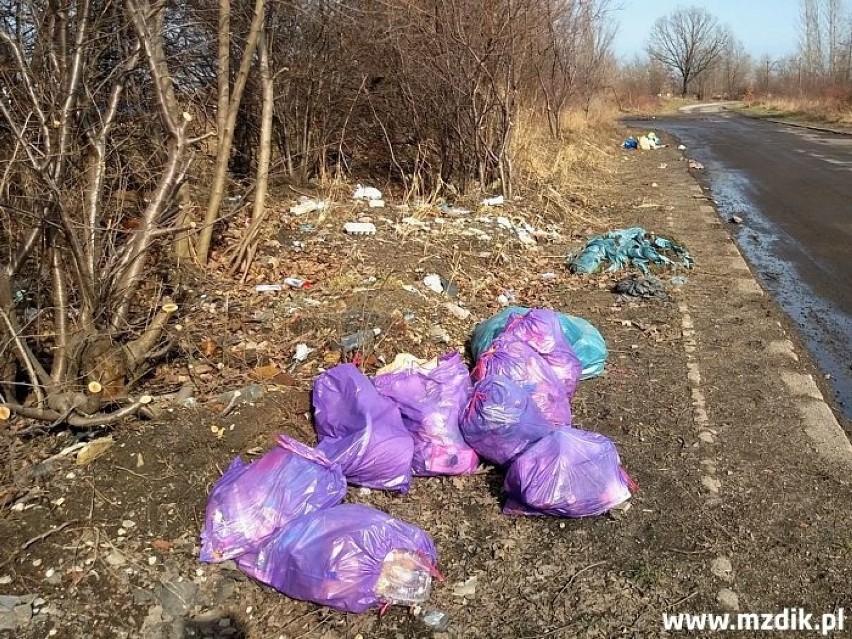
[459,375,555,465]
[499,309,582,398]
[472,339,572,427]
[373,352,478,476]
[199,435,347,563]
[237,504,440,613]
[503,429,634,518]
[313,364,415,492]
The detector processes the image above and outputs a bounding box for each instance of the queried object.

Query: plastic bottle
[374,550,433,606]
[339,328,381,353]
[283,277,311,289]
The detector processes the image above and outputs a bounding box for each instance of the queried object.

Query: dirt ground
[2,132,851,639]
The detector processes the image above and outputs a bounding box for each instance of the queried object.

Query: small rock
[701,476,722,493]
[44,568,55,579]
[716,588,740,611]
[711,556,734,582]
[122,519,136,529]
[105,551,128,567]
[32,559,42,568]
[452,576,477,598]
[429,325,451,344]
[442,302,471,320]
[148,556,157,566]
[423,274,443,294]
[155,580,198,617]
[729,215,743,224]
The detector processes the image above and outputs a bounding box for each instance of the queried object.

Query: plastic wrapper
[470,306,607,380]
[237,504,439,614]
[373,352,478,476]
[473,339,572,427]
[503,429,633,518]
[459,375,554,465]
[199,435,347,563]
[498,309,582,398]
[313,364,414,492]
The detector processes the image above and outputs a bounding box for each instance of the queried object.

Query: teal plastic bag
[470,307,606,380]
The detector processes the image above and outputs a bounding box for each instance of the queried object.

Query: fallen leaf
[323,351,341,365]
[152,539,172,551]
[253,364,280,380]
[271,372,295,386]
[200,338,218,358]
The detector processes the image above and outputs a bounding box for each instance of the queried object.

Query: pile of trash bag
[568,227,694,275]
[198,306,634,615]
[622,132,663,150]
[462,308,633,517]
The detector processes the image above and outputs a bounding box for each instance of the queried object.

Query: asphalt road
[628,112,852,417]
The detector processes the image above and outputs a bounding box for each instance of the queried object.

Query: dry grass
[742,95,852,127]
[512,104,620,217]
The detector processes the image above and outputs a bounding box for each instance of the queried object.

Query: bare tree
[647,6,730,97]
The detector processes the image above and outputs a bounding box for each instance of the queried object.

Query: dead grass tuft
[744,94,852,127]
[512,105,620,230]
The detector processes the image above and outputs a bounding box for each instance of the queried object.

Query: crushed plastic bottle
[217,383,265,405]
[417,607,451,631]
[375,549,433,606]
[339,328,381,353]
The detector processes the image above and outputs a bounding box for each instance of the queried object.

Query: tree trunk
[252,28,273,224]
[195,0,266,266]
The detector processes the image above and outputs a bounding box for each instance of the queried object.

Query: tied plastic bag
[503,429,634,518]
[373,352,478,476]
[237,504,440,614]
[473,339,572,427]
[313,364,415,492]
[199,435,347,563]
[499,309,582,398]
[460,375,554,465]
[470,306,607,380]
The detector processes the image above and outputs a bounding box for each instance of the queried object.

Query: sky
[612,0,801,61]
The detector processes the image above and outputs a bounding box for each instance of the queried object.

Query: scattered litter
[217,383,265,407]
[567,227,694,275]
[651,182,658,188]
[292,343,314,364]
[289,197,327,216]
[255,278,312,293]
[353,185,383,201]
[622,137,638,150]
[368,199,386,209]
[344,222,377,235]
[688,160,704,170]
[639,132,663,151]
[659,163,668,169]
[670,275,688,286]
[422,274,443,294]
[481,195,504,207]
[677,144,687,151]
[199,435,346,563]
[504,429,633,518]
[729,215,743,224]
[613,275,670,301]
[236,504,438,613]
[339,328,381,353]
[75,436,115,466]
[418,608,451,630]
[540,272,557,282]
[440,204,471,216]
[422,274,458,297]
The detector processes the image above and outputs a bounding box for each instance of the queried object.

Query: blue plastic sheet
[568,227,693,275]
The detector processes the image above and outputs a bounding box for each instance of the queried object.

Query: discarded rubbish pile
[622,132,663,150]
[568,227,694,275]
[199,307,634,615]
